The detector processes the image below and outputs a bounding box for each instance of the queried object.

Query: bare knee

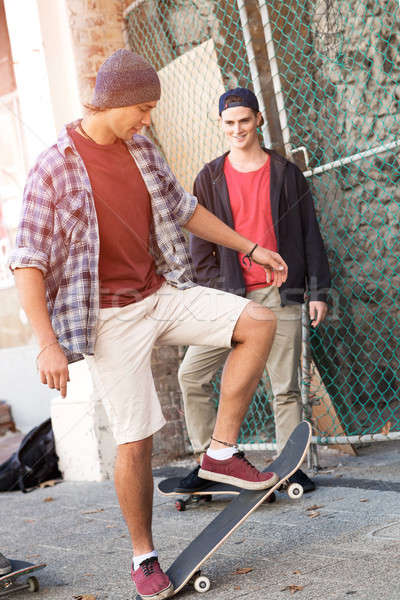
[232,301,277,344]
[117,436,153,462]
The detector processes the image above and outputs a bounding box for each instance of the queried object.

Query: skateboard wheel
[27,576,39,592]
[204,495,212,502]
[194,575,211,593]
[175,499,186,511]
[266,492,276,503]
[287,483,303,499]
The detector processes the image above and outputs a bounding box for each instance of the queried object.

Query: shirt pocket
[56,191,90,246]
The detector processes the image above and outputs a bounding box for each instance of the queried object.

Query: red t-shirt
[224,155,277,292]
[70,128,164,308]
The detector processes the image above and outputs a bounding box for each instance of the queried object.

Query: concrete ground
[1,439,400,600]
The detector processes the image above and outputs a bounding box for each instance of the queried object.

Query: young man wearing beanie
[177,87,331,494]
[10,52,289,599]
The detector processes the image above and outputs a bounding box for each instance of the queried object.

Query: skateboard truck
[0,560,46,596]
[175,494,213,511]
[174,491,276,512]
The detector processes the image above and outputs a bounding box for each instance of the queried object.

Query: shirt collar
[57,120,138,156]
[56,120,81,157]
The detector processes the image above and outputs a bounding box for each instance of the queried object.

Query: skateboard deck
[0,560,46,596]
[158,477,276,511]
[137,420,311,597]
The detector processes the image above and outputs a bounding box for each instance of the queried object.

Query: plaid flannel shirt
[9,121,197,363]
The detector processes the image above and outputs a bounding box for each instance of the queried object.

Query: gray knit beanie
[92,49,161,109]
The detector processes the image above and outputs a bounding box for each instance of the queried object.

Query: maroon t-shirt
[70,127,164,308]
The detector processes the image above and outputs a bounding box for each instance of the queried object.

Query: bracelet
[36,341,59,369]
[210,436,239,449]
[242,243,258,267]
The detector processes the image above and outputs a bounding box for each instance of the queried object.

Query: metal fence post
[236,0,271,148]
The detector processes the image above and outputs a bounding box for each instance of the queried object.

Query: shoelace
[235,451,259,472]
[140,557,158,576]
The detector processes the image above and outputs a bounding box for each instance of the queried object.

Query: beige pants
[178,286,302,454]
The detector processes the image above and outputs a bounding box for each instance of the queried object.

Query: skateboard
[158,477,277,511]
[0,560,46,596]
[137,420,311,597]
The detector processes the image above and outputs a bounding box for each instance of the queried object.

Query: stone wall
[311,0,400,431]
[268,0,400,432]
[124,0,256,85]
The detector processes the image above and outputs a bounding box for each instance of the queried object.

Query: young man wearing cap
[177,88,331,494]
[9,52,289,599]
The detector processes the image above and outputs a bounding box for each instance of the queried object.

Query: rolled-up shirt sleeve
[8,166,54,276]
[155,153,198,226]
[173,188,198,226]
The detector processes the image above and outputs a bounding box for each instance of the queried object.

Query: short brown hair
[223,95,264,127]
[83,102,109,113]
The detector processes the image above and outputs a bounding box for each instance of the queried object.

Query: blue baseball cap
[219,87,259,115]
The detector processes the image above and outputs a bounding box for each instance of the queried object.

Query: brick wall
[65,0,125,106]
[151,347,188,464]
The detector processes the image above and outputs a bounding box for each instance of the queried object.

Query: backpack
[0,418,62,493]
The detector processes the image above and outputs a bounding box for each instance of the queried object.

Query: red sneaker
[199,451,279,490]
[131,557,173,599]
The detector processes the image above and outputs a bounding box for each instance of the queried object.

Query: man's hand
[37,344,70,398]
[185,205,287,286]
[309,301,328,328]
[251,247,288,287]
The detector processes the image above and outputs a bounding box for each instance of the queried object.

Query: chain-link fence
[125,0,254,191]
[124,0,400,449]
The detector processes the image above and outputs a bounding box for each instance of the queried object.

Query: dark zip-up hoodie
[190,149,331,305]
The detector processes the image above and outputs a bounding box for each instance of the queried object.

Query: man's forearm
[185,204,254,254]
[14,267,57,348]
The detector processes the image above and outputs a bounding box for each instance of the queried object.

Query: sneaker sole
[138,582,174,600]
[198,469,279,490]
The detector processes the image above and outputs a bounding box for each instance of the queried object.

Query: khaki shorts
[85,282,250,444]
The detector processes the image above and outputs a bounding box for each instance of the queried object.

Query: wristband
[242,243,258,267]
